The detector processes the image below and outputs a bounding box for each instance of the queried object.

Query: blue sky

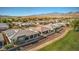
[0,7,79,16]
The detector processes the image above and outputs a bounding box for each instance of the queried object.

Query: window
[46,31,48,33]
[34,34,37,38]
[25,36,29,40]
[39,32,41,34]
[43,31,48,34]
[42,32,45,34]
[30,35,33,39]
[38,33,40,36]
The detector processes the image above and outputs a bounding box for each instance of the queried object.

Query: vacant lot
[40,30,79,51]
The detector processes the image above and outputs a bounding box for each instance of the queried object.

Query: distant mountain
[0,15,9,17]
[28,12,79,17]
[0,12,79,17]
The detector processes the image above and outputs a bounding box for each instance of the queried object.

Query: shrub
[4,44,14,49]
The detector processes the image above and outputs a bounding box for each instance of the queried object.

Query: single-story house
[0,23,9,32]
[29,26,52,37]
[21,22,35,27]
[12,22,22,27]
[11,29,41,45]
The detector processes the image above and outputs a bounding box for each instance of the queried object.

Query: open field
[40,30,79,51]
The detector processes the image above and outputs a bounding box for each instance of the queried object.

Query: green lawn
[40,30,79,51]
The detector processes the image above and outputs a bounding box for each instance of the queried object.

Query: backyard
[40,30,79,51]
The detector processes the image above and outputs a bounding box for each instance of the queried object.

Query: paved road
[20,27,69,51]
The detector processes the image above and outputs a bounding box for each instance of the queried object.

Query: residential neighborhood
[0,7,79,51]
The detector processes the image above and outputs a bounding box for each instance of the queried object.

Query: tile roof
[30,26,50,32]
[12,29,39,40]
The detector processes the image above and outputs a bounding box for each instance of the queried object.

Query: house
[43,23,65,33]
[30,26,52,37]
[44,23,56,33]
[21,22,35,27]
[0,23,9,32]
[35,21,49,25]
[51,23,64,32]
[12,22,22,27]
[3,28,41,45]
[8,29,40,45]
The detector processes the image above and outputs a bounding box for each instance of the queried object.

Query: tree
[70,19,79,31]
